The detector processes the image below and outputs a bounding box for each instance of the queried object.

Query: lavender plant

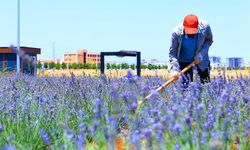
[0,73,249,149]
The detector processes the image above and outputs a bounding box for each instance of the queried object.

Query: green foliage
[147,64,154,70]
[61,62,67,69]
[141,64,148,69]
[107,63,111,69]
[116,64,121,69]
[121,63,129,69]
[37,62,42,69]
[83,63,91,69]
[44,62,48,69]
[55,63,61,69]
[71,63,78,69]
[163,65,168,69]
[40,62,168,70]
[0,75,250,149]
[130,64,135,70]
[111,63,117,69]
[48,62,56,69]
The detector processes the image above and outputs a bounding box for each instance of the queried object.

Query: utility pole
[16,0,21,74]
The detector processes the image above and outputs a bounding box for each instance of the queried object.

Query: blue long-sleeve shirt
[179,34,198,62]
[169,20,213,72]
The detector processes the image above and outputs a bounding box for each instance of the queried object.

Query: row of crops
[0,72,250,149]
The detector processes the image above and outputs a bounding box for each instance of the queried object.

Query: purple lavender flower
[174,144,180,150]
[2,144,16,150]
[242,96,249,103]
[122,69,135,79]
[220,89,229,102]
[76,131,85,150]
[39,130,51,145]
[96,98,101,108]
[185,116,192,126]
[196,103,205,112]
[131,102,137,110]
[64,129,74,140]
[144,128,152,138]
[0,124,4,133]
[173,123,183,135]
[107,117,118,133]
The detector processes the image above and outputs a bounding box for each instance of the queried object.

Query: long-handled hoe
[137,61,196,109]
[116,62,196,150]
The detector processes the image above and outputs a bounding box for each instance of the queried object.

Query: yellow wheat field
[37,69,250,79]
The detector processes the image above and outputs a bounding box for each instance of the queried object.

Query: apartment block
[227,57,243,69]
[64,49,100,64]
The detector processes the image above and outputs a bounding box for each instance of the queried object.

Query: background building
[0,47,41,75]
[38,59,61,64]
[64,49,100,64]
[209,56,221,69]
[227,57,243,69]
[87,52,101,64]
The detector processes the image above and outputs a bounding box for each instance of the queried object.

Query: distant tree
[121,63,129,69]
[130,64,135,70]
[107,63,111,69]
[68,63,73,69]
[141,64,147,69]
[76,63,82,69]
[111,63,117,69]
[82,63,90,69]
[163,65,168,70]
[71,63,77,69]
[91,64,97,69]
[44,62,49,69]
[37,62,42,69]
[78,63,84,69]
[49,62,56,69]
[61,62,66,69]
[55,63,61,69]
[116,64,121,69]
[148,64,154,70]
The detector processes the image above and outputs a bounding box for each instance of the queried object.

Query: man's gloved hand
[194,53,203,64]
[170,71,180,81]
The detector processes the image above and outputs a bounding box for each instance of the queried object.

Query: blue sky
[0,0,250,63]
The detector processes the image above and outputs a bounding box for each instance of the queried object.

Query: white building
[209,56,221,70]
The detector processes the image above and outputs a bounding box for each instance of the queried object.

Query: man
[169,14,213,85]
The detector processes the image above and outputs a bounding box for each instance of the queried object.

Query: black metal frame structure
[100,50,141,76]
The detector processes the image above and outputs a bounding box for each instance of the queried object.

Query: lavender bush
[0,73,249,150]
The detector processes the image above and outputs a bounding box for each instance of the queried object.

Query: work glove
[194,53,203,64]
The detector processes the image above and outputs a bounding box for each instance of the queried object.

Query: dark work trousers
[179,61,210,85]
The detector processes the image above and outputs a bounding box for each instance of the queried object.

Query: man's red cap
[183,14,199,34]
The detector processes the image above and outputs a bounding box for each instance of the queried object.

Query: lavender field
[0,72,250,150]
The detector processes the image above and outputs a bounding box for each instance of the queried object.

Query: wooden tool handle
[141,61,196,102]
